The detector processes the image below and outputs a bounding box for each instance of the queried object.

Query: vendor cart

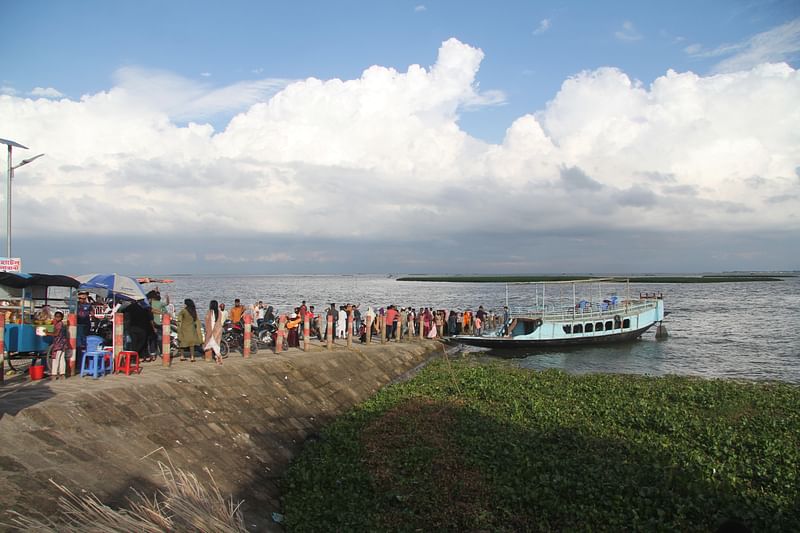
[0,272,80,376]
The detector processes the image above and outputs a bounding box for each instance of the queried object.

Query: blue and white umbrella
[75,273,148,302]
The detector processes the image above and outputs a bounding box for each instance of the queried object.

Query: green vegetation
[396,275,784,283]
[282,360,800,532]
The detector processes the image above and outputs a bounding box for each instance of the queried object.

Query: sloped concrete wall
[0,342,436,530]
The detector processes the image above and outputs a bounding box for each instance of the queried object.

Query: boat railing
[511,300,657,322]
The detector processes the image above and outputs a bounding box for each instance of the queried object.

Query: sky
[2,0,799,275]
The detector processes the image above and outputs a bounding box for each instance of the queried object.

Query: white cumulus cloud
[2,37,798,273]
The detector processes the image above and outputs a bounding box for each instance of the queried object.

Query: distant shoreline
[396,275,788,283]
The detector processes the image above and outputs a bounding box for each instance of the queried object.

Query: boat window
[595,322,604,331]
[563,324,572,334]
[585,323,594,333]
[605,321,613,330]
[573,324,583,334]
[623,318,630,328]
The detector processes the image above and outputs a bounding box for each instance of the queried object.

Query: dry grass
[4,461,245,532]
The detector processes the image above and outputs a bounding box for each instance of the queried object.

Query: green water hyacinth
[282,359,799,532]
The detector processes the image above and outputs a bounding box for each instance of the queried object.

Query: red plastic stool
[115,351,141,375]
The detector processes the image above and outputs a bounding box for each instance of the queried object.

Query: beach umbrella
[75,273,148,302]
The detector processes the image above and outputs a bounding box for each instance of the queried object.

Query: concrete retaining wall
[0,342,437,530]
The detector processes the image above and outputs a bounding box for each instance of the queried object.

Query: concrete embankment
[0,341,438,530]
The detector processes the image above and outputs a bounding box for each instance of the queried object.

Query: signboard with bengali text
[0,257,22,272]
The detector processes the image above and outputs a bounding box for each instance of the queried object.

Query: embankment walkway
[0,340,440,531]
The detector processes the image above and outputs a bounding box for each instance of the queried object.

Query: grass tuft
[4,462,246,532]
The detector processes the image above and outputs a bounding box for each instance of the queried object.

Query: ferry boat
[448,278,666,349]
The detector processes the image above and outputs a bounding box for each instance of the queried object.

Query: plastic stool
[80,351,107,378]
[115,351,141,375]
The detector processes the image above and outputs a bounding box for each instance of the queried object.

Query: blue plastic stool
[80,351,107,378]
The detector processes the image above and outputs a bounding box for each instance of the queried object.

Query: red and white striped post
[162,314,171,366]
[380,315,387,344]
[303,314,310,351]
[68,313,78,377]
[419,311,424,340]
[243,314,252,358]
[114,312,124,369]
[275,314,285,354]
[326,313,333,349]
[0,313,5,383]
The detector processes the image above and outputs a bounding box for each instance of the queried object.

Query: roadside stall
[0,272,80,375]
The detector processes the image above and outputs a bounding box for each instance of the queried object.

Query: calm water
[156,275,800,384]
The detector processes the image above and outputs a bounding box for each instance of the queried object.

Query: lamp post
[0,138,44,259]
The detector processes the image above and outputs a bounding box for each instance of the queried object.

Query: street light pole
[0,138,44,259]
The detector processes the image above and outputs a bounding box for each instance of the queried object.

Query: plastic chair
[86,335,104,353]
[115,351,141,375]
[80,351,107,378]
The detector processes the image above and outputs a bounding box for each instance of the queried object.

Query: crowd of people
[53,289,508,378]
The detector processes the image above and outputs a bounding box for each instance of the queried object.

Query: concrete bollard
[365,315,372,345]
[68,313,78,377]
[655,322,669,339]
[380,315,386,344]
[346,309,353,348]
[303,314,310,351]
[243,314,252,358]
[275,314,285,354]
[326,314,333,349]
[162,314,171,367]
[0,313,4,383]
[114,312,124,367]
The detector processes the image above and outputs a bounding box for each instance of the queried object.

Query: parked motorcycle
[255,319,277,347]
[221,320,259,355]
[89,317,114,345]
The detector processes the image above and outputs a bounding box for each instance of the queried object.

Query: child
[49,312,70,379]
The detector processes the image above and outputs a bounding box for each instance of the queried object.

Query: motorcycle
[255,318,276,347]
[89,317,114,345]
[221,319,259,355]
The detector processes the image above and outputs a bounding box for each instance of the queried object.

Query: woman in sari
[177,299,202,362]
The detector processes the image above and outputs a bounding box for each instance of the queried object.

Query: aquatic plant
[282,359,800,532]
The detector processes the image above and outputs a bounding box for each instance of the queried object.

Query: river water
[156,274,800,384]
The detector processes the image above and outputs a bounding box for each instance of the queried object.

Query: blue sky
[6,0,797,142]
[1,1,799,274]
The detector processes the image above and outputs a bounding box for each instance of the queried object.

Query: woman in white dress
[204,299,224,365]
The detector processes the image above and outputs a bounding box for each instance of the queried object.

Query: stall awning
[0,272,80,289]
